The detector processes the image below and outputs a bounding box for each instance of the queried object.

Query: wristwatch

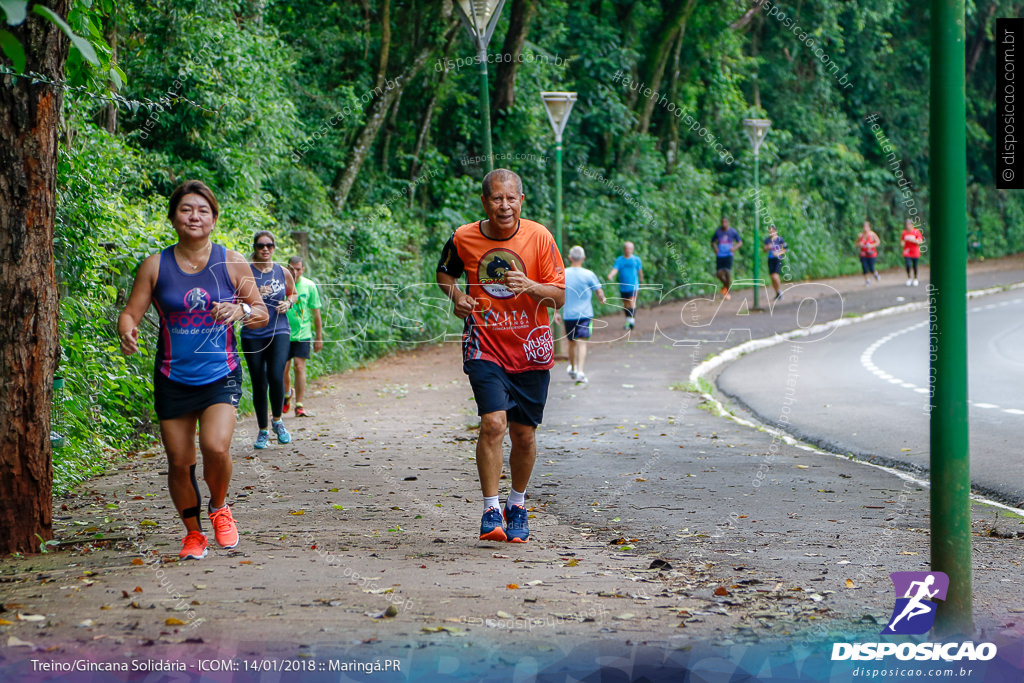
[239,302,252,321]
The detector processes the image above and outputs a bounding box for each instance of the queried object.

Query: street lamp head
[742,118,772,156]
[455,0,507,47]
[541,91,578,143]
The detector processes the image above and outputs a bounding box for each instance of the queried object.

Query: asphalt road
[716,287,1024,505]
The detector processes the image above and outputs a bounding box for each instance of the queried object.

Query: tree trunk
[664,26,685,171]
[636,0,696,134]
[491,0,537,119]
[0,0,69,555]
[333,21,458,210]
[374,0,391,90]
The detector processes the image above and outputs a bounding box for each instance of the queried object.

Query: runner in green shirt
[283,256,323,417]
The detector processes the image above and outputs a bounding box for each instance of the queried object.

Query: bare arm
[118,254,160,356]
[504,264,565,309]
[597,287,607,304]
[312,308,323,352]
[220,250,270,328]
[607,267,619,281]
[278,266,298,313]
[436,271,477,319]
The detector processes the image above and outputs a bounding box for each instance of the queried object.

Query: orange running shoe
[179,530,208,560]
[209,505,239,549]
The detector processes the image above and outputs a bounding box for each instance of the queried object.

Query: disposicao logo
[881,571,949,635]
[831,571,997,662]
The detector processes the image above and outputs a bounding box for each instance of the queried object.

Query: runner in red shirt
[436,169,565,543]
[901,218,925,286]
[857,220,881,285]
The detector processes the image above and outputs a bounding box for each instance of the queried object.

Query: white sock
[483,495,500,512]
[507,488,526,509]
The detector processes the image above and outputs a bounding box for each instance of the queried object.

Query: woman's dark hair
[167,180,219,220]
[252,230,275,246]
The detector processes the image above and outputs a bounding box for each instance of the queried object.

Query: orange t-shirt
[439,219,565,372]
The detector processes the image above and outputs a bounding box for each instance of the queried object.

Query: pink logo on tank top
[184,287,212,312]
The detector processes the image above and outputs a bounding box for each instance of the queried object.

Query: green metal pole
[552,139,563,356]
[930,0,971,635]
[752,154,760,309]
[477,45,494,172]
[554,141,563,252]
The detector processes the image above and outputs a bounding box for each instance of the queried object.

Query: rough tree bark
[491,0,537,119]
[0,0,70,554]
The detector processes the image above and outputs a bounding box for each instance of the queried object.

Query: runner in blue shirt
[555,245,606,384]
[711,217,742,300]
[607,242,642,329]
[762,224,787,302]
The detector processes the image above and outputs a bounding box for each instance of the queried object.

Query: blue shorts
[768,257,782,275]
[464,360,550,427]
[564,318,592,341]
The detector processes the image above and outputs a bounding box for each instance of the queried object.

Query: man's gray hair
[482,168,523,196]
[568,245,585,261]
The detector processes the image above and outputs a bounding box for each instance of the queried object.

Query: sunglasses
[255,243,276,249]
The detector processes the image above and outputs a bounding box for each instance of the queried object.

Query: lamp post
[540,91,577,253]
[454,0,507,172]
[541,91,577,359]
[930,0,971,635]
[742,117,771,310]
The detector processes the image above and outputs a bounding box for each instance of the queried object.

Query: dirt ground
[2,257,1024,680]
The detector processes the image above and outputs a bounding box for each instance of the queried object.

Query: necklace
[177,243,211,271]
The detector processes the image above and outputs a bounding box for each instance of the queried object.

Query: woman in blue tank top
[240,230,297,449]
[117,180,269,562]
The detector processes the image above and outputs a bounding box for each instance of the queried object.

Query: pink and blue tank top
[240,262,290,340]
[152,243,240,384]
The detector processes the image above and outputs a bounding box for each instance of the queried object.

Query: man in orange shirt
[436,169,566,543]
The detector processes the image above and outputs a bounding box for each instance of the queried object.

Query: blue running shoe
[503,504,529,543]
[479,507,507,542]
[272,420,291,444]
[254,430,270,449]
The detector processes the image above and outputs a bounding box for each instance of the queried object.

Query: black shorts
[860,256,877,274]
[564,318,592,341]
[154,367,242,421]
[464,359,550,427]
[288,340,311,360]
[716,255,734,272]
[768,257,782,275]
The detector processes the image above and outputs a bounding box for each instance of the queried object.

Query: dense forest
[3,0,1021,492]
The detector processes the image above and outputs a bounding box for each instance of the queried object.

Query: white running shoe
[912,278,919,286]
[566,365,577,380]
[906,278,912,286]
[574,372,588,385]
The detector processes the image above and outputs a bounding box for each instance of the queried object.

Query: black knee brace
[181,463,203,531]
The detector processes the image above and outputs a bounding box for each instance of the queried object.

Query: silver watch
[239,302,252,320]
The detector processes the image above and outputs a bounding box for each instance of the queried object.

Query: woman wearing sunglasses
[241,231,298,449]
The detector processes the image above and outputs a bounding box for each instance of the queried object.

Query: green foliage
[49,0,1024,491]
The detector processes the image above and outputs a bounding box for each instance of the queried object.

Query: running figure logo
[880,571,949,635]
[184,287,212,312]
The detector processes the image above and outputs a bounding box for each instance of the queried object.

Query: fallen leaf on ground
[506,584,519,590]
[131,558,144,566]
[17,614,45,622]
[165,618,185,626]
[714,587,730,596]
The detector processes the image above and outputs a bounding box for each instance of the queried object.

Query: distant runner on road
[901,218,925,287]
[763,224,787,302]
[607,241,642,329]
[711,217,742,300]
[436,168,566,543]
[555,245,606,385]
[857,220,882,285]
